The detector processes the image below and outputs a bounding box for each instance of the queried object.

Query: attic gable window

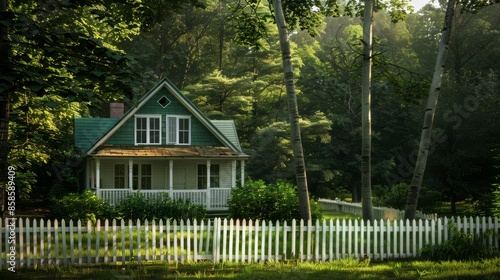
[166,115,191,145]
[157,96,171,108]
[135,115,161,145]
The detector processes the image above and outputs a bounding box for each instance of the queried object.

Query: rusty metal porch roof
[93,146,248,158]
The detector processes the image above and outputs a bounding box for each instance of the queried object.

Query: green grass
[435,201,474,218]
[1,258,499,279]
[320,211,361,220]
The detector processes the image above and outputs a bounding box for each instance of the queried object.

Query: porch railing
[98,188,231,210]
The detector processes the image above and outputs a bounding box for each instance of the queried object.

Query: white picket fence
[318,199,438,221]
[1,216,499,270]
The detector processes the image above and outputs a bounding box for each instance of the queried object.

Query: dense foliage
[50,190,113,222]
[51,191,206,222]
[228,179,322,221]
[420,223,499,261]
[3,0,499,217]
[115,193,206,222]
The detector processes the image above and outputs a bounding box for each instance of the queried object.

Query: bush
[420,223,499,261]
[228,178,322,221]
[51,190,113,222]
[115,193,206,222]
[52,191,206,222]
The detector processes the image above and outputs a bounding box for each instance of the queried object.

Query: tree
[0,0,216,204]
[361,0,375,221]
[404,0,498,219]
[272,0,311,220]
[404,0,458,220]
[0,0,10,215]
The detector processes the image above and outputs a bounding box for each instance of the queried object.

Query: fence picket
[27,218,31,268]
[166,219,171,262]
[19,218,24,267]
[137,219,142,264]
[121,220,126,264]
[87,220,91,265]
[187,219,192,262]
[291,219,296,258]
[275,220,280,261]
[240,219,245,262]
[77,220,82,266]
[103,219,108,264]
[254,219,259,263]
[260,220,265,262]
[321,220,326,261]
[173,219,177,263]
[228,219,233,262]
[222,218,227,262]
[299,219,304,262]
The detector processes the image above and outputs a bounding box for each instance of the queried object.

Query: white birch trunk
[404,0,458,220]
[361,0,374,222]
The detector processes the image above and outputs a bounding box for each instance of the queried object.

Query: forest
[0,0,499,217]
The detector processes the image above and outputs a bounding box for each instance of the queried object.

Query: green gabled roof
[79,78,246,156]
[211,120,242,152]
[74,118,119,152]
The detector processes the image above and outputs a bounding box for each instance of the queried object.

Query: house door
[173,167,187,190]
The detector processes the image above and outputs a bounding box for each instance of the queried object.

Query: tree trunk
[0,0,10,218]
[404,0,458,220]
[272,0,311,221]
[361,0,374,222]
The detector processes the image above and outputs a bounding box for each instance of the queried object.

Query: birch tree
[361,0,374,221]
[404,0,458,220]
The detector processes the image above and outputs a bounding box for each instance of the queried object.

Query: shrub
[420,223,499,261]
[115,193,206,222]
[228,178,322,221]
[51,190,113,222]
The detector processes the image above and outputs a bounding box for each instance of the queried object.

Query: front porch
[86,153,247,211]
[99,188,231,210]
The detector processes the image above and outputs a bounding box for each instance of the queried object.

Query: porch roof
[92,146,249,158]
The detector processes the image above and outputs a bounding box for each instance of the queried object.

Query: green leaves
[228,178,322,221]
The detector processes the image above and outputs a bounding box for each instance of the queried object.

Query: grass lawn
[320,210,361,220]
[1,258,499,279]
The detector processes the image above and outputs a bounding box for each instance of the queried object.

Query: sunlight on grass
[1,258,499,279]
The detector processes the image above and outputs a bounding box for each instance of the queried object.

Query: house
[74,78,249,210]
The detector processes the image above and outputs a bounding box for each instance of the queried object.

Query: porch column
[240,160,245,187]
[85,158,90,189]
[206,160,211,210]
[128,159,133,191]
[90,160,95,189]
[231,160,237,188]
[169,160,173,198]
[95,158,101,197]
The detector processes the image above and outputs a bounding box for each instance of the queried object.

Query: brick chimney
[110,102,124,118]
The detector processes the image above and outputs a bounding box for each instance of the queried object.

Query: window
[135,116,161,145]
[166,116,191,145]
[133,164,151,190]
[197,164,219,189]
[114,164,125,188]
[157,96,171,108]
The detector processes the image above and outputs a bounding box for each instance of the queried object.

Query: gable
[79,78,245,155]
[105,87,224,147]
